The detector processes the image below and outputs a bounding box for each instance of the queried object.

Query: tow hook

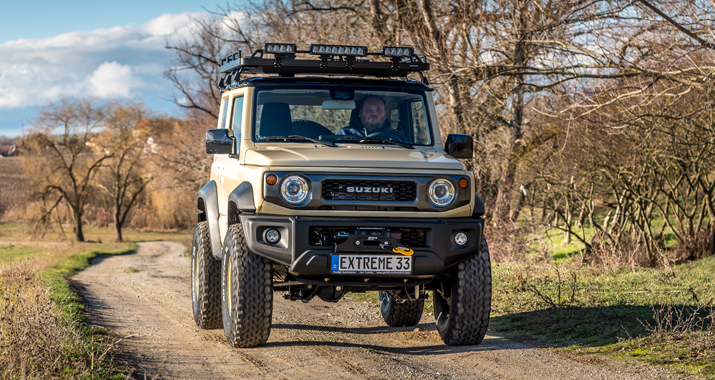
[379,243,413,256]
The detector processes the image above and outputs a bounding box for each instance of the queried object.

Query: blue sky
[0,1,224,137]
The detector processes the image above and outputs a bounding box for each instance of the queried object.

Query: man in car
[336,96,404,140]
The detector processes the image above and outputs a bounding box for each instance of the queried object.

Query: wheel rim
[227,256,232,312]
[193,246,199,301]
[436,293,450,329]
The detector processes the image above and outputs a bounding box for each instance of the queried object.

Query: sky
[0,0,223,137]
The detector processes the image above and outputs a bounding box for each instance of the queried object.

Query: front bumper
[239,214,484,280]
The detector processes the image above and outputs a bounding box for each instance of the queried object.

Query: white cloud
[90,62,138,98]
[0,12,203,109]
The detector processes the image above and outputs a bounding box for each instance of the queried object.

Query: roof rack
[218,43,430,90]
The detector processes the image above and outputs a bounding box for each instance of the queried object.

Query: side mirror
[206,129,234,154]
[444,134,473,159]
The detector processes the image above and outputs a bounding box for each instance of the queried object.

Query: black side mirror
[206,129,234,154]
[444,134,473,159]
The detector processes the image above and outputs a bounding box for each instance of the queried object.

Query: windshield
[252,84,433,146]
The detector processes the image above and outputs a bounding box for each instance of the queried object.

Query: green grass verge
[490,256,715,378]
[40,242,137,326]
[41,243,137,379]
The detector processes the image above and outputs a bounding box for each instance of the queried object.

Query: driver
[336,96,404,140]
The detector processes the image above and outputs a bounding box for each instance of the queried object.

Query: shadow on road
[269,322,524,355]
[88,249,138,265]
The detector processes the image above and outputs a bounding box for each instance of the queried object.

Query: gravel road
[71,242,691,380]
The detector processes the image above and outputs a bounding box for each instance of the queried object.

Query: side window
[219,98,230,129]
[230,97,244,155]
[230,96,244,138]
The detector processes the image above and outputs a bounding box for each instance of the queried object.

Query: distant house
[0,144,17,157]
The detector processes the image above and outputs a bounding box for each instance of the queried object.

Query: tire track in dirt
[72,242,694,380]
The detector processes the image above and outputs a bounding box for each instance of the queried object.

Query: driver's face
[359,97,387,132]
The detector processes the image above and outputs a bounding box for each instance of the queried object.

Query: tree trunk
[74,209,85,242]
[565,207,572,244]
[113,200,123,243]
[494,3,527,226]
[115,223,123,242]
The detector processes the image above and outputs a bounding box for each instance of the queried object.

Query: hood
[243,145,465,170]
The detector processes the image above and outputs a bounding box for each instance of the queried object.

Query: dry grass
[0,261,117,379]
[0,223,167,379]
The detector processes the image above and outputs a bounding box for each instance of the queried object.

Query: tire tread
[192,221,222,329]
[222,224,273,348]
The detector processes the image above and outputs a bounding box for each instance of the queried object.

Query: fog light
[265,229,281,244]
[455,232,468,246]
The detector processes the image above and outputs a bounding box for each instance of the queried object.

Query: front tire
[379,291,424,327]
[191,221,222,329]
[433,237,491,346]
[221,224,273,348]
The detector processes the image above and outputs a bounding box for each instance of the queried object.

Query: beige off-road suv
[190,43,490,348]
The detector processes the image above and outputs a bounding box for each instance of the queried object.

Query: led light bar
[309,44,367,57]
[380,46,415,58]
[264,43,297,54]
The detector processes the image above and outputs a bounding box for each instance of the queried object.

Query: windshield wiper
[259,135,337,147]
[336,137,414,149]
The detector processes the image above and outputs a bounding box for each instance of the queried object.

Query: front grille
[309,227,428,247]
[321,180,416,202]
[318,206,419,211]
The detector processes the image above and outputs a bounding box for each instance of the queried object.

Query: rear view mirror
[322,100,356,110]
[444,134,473,159]
[206,129,234,154]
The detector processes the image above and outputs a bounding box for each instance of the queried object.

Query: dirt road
[72,242,688,379]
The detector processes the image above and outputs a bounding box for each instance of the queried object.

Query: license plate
[331,255,412,274]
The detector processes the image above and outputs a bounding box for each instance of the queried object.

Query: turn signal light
[458,177,469,189]
[266,174,278,186]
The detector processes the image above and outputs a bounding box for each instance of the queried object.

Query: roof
[0,145,16,155]
[233,76,431,89]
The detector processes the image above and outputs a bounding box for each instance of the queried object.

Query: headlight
[428,179,455,207]
[280,175,309,204]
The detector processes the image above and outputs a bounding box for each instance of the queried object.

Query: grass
[0,222,188,379]
[490,256,715,378]
[0,222,188,244]
[528,217,685,263]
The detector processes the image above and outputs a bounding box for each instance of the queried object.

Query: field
[0,157,27,218]
[488,247,715,378]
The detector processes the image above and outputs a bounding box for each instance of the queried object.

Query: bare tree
[93,101,154,242]
[23,99,111,242]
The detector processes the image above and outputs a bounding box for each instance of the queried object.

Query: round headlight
[280,175,309,204]
[428,179,456,207]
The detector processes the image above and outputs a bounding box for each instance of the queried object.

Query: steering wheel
[367,130,407,143]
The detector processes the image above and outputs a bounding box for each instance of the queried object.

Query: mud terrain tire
[191,221,222,329]
[379,291,424,327]
[221,224,273,347]
[433,237,491,346]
